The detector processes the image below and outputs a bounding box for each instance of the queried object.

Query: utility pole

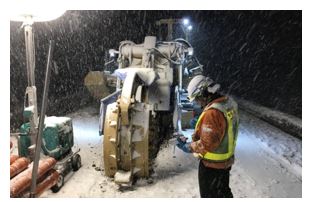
[156,18,192,41]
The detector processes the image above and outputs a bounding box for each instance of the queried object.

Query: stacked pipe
[10,157,30,178]
[10,157,58,198]
[10,155,19,165]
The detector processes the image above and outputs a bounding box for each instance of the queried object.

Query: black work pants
[198,161,233,198]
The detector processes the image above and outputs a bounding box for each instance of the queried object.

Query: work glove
[176,136,192,153]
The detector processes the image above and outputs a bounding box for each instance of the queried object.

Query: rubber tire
[72,154,82,171]
[51,174,64,193]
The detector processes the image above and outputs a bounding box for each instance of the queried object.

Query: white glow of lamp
[10,0,66,23]
[188,47,194,56]
[10,1,66,87]
[181,18,192,41]
[183,18,190,26]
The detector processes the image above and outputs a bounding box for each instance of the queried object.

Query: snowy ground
[38,105,301,198]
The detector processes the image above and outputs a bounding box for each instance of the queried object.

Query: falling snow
[10,10,301,198]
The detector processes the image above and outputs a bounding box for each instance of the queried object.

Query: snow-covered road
[232,110,301,197]
[41,106,302,198]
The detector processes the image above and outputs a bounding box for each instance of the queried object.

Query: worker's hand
[193,152,201,159]
[178,135,188,143]
[176,137,192,153]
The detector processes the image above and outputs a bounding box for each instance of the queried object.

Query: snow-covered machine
[100,36,202,185]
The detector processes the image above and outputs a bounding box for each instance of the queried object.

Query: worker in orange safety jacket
[176,75,239,198]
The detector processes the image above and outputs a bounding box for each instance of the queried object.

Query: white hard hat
[187,75,220,102]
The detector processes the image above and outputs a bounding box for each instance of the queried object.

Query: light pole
[21,16,39,147]
[11,2,65,197]
[11,2,66,147]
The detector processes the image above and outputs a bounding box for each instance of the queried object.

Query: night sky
[10,10,302,129]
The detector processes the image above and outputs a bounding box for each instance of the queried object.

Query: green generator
[18,116,74,160]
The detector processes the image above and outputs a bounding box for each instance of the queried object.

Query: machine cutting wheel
[103,75,151,184]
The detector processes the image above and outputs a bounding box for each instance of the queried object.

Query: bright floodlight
[10,0,66,23]
[187,25,193,31]
[183,18,189,26]
[188,47,194,56]
[109,49,116,57]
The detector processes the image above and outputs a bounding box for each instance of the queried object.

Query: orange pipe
[10,157,57,198]
[10,157,30,178]
[10,155,19,165]
[35,170,59,197]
